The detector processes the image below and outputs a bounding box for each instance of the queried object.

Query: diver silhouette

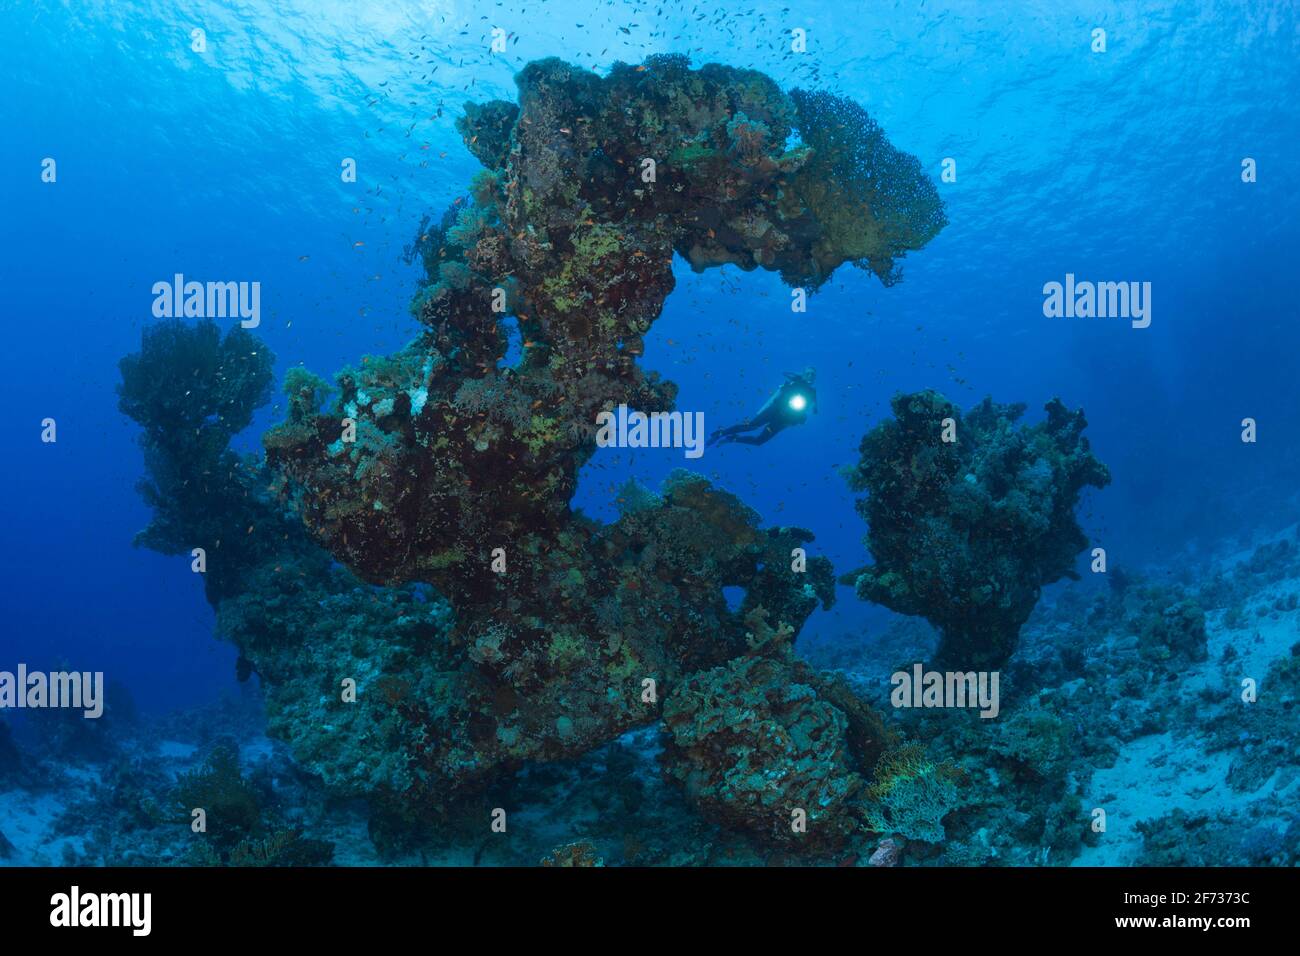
[708,368,818,447]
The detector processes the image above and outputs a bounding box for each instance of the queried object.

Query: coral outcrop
[1131,588,1208,663]
[120,55,948,852]
[660,607,896,851]
[117,318,285,603]
[842,391,1110,668]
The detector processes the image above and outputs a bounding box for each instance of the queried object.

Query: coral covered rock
[252,56,929,808]
[1130,588,1208,663]
[265,54,944,595]
[868,837,903,866]
[121,55,942,845]
[215,567,457,797]
[843,391,1110,668]
[117,318,282,602]
[660,608,893,852]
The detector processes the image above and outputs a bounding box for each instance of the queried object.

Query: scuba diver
[708,367,817,447]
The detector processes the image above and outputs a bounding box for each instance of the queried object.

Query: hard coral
[117,319,282,602]
[173,741,335,867]
[661,609,893,852]
[264,54,944,598]
[123,55,939,849]
[783,89,947,287]
[1130,587,1208,663]
[863,743,962,844]
[843,390,1110,668]
[172,741,265,855]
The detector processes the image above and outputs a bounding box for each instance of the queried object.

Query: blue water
[1,0,1296,719]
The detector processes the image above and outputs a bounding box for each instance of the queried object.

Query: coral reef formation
[660,607,896,851]
[118,319,279,602]
[842,391,1110,668]
[119,55,948,854]
[1131,587,1208,663]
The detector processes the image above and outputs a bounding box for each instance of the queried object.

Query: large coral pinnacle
[267,54,945,595]
[117,318,283,603]
[842,390,1111,669]
[126,55,942,835]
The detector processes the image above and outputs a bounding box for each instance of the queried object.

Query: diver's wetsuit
[708,372,817,447]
